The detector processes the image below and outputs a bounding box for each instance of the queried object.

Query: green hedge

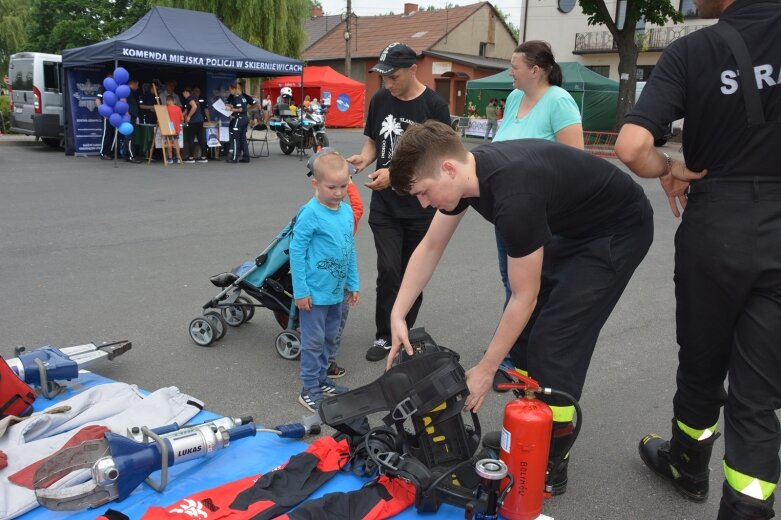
[0,95,10,134]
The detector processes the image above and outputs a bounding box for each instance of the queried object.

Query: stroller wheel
[275,330,301,360]
[237,296,255,322]
[204,311,227,341]
[221,304,246,327]
[189,316,216,347]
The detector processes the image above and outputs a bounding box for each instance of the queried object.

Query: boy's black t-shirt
[365,87,450,220]
[443,139,651,258]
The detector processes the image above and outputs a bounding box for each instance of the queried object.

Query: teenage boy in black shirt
[347,42,450,362]
[386,120,654,493]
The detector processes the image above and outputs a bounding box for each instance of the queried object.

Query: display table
[16,373,465,519]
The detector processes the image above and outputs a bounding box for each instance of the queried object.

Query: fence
[583,131,619,159]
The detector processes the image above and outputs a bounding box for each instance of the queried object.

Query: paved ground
[0,132,776,519]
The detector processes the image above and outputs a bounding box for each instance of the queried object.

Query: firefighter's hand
[295,296,312,312]
[386,317,413,371]
[364,168,390,191]
[661,163,707,218]
[346,291,360,305]
[464,364,494,413]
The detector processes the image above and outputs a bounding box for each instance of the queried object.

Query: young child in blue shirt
[290,150,360,412]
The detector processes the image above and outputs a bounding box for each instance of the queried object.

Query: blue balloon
[118,122,134,136]
[109,113,123,128]
[98,104,113,118]
[113,67,129,85]
[114,101,129,116]
[102,90,117,107]
[122,113,131,123]
[103,77,117,92]
[115,84,131,99]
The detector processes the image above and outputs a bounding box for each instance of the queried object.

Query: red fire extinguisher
[496,372,581,520]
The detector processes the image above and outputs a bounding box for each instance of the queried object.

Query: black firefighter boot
[639,418,720,502]
[717,481,776,520]
[546,422,575,496]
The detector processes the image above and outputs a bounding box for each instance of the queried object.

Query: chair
[248,123,270,158]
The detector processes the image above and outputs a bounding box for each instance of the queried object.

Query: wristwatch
[661,152,673,178]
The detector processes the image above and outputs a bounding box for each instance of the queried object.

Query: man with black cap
[346,42,450,362]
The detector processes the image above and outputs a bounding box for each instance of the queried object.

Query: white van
[8,52,64,147]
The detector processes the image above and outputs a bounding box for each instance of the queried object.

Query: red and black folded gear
[140,436,350,519]
[0,355,37,419]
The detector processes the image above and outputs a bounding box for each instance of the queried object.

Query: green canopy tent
[466,62,619,131]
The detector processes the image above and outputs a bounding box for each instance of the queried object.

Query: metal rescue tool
[33,417,256,510]
[5,340,132,397]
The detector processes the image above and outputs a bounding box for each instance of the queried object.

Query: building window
[586,65,610,78]
[479,42,488,57]
[679,0,698,17]
[636,65,655,81]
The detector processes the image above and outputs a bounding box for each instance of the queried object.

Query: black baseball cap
[306,147,357,177]
[370,43,417,75]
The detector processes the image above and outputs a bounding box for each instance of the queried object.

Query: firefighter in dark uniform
[225,81,251,163]
[96,72,115,160]
[615,0,781,516]
[120,78,141,163]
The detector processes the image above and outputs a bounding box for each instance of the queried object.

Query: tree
[0,0,30,76]
[577,0,682,127]
[24,0,150,54]
[156,0,311,59]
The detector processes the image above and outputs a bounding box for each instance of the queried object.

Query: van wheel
[42,137,61,148]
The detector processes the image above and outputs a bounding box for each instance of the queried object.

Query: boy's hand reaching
[346,292,360,306]
[295,296,312,312]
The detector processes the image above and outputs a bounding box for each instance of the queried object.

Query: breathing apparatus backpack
[0,356,37,419]
[320,328,482,512]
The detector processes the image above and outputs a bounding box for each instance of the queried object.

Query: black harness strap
[710,21,766,126]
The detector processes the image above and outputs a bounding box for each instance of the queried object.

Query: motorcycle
[270,107,329,156]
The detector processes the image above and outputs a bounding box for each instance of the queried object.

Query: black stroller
[187,218,301,359]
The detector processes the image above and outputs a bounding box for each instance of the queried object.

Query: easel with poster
[146,84,182,166]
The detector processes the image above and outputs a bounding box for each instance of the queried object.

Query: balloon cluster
[97,66,134,136]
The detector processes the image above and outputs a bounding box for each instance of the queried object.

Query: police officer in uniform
[615,0,781,516]
[225,81,251,163]
[96,72,115,160]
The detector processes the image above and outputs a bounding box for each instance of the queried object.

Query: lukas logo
[178,445,203,457]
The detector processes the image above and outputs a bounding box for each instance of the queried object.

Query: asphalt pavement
[0,131,777,520]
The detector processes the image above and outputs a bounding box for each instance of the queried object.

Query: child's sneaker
[166,159,174,165]
[327,361,346,379]
[320,378,349,395]
[183,157,195,164]
[298,388,323,413]
[196,157,209,163]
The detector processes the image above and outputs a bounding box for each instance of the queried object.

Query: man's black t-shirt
[444,140,651,258]
[365,87,450,219]
[624,0,781,178]
[126,89,140,119]
[184,95,204,123]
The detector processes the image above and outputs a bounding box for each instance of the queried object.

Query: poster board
[154,105,176,136]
